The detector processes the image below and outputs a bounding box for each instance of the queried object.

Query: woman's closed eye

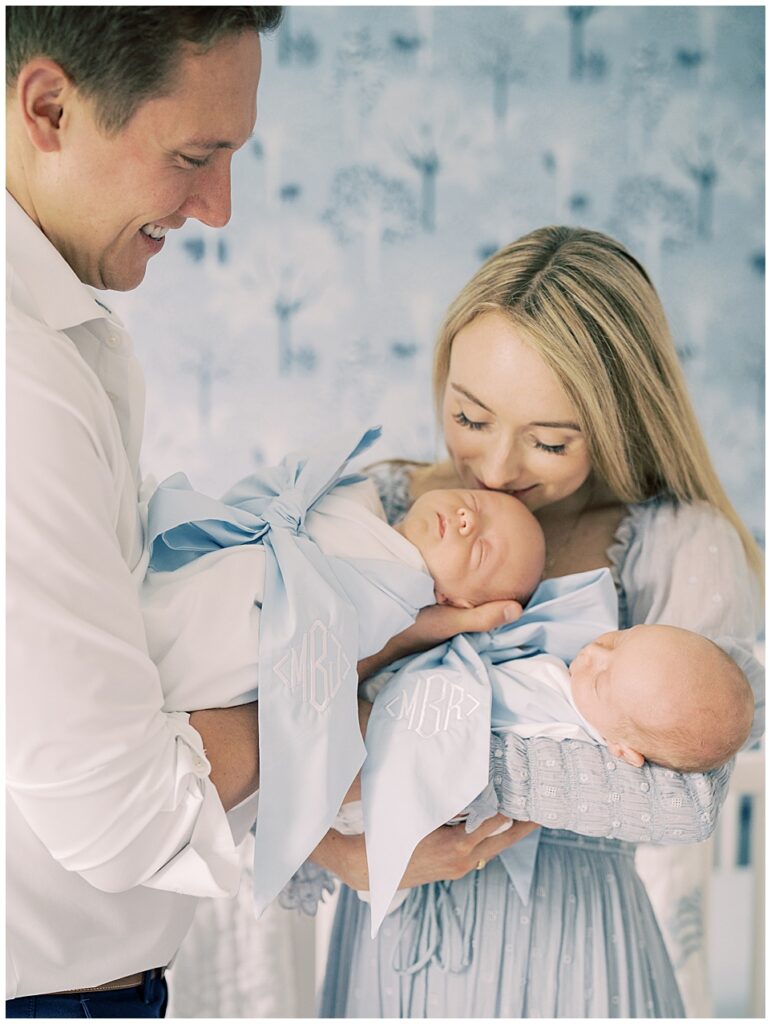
[453,410,488,432]
[533,438,568,455]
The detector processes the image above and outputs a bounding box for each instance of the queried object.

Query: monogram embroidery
[384,672,480,738]
[274,619,351,712]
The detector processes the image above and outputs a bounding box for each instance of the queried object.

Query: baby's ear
[607,739,645,768]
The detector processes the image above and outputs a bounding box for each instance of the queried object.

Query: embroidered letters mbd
[274,619,351,712]
[384,672,480,738]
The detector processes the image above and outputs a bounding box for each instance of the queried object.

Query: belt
[49,967,166,995]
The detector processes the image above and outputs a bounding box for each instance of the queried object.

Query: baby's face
[398,488,544,608]
[568,629,637,742]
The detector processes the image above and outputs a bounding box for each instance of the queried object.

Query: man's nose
[179,159,233,229]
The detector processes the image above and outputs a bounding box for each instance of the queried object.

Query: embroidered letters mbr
[384,672,480,738]
[274,619,351,712]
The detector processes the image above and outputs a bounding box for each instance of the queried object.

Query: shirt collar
[6,190,112,331]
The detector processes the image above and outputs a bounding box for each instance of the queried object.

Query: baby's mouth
[437,513,446,538]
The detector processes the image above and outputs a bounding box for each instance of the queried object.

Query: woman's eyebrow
[451,383,494,413]
[530,420,582,430]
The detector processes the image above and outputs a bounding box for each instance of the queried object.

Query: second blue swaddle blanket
[146,426,436,912]
[362,567,619,935]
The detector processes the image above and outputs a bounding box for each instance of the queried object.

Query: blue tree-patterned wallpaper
[111,5,764,543]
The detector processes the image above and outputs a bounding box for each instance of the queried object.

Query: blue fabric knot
[262,488,307,534]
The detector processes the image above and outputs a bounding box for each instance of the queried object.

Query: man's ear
[607,739,645,769]
[15,59,73,153]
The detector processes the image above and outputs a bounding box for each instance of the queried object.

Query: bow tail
[251,537,366,913]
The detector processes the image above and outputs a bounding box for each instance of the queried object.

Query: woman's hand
[310,814,538,891]
[358,600,522,682]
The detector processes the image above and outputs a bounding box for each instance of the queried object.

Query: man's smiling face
[35,31,262,291]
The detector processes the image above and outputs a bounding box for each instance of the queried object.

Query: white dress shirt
[6,192,252,999]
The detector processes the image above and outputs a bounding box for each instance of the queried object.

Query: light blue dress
[318,464,764,1019]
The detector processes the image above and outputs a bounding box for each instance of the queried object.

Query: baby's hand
[443,599,523,635]
[358,600,522,682]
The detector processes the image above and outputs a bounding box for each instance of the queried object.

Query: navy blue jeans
[6,971,167,1018]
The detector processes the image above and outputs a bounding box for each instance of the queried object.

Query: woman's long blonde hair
[432,226,762,582]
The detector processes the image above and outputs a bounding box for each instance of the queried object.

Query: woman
[315,226,763,1018]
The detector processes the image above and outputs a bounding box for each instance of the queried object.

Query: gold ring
[476,859,487,871]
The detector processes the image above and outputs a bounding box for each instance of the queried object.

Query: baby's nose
[456,506,476,535]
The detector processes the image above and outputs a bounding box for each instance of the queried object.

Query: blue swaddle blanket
[362,567,619,935]
[146,426,436,913]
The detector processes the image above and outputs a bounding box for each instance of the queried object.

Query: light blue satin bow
[147,426,436,913]
[362,567,619,937]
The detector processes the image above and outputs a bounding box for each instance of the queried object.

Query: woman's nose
[479,446,521,491]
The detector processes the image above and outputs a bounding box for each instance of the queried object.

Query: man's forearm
[188,702,260,811]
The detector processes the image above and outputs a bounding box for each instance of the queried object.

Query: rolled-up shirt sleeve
[7,319,241,897]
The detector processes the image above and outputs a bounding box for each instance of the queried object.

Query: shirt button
[640,781,650,793]
[612,819,621,828]
[106,334,121,349]
[519,768,529,779]
[545,758,556,767]
[493,774,502,785]
[606,761,616,771]
[494,748,503,758]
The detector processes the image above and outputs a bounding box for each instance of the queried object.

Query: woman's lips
[473,477,537,500]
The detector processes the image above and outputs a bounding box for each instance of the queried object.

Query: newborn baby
[142,454,544,915]
[568,623,754,772]
[352,575,755,929]
[144,482,545,714]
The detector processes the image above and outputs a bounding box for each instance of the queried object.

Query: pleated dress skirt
[319,831,685,1018]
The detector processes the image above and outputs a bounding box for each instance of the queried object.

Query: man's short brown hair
[6,6,283,133]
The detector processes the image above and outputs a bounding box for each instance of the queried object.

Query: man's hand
[358,600,523,682]
[310,814,539,891]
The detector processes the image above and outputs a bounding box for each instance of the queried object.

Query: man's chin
[98,260,150,292]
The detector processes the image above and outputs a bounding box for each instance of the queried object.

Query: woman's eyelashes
[533,439,568,456]
[453,407,570,455]
[453,410,488,432]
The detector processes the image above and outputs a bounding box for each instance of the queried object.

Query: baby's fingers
[456,599,523,634]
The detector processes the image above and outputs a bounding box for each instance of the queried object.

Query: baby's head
[396,488,545,609]
[569,624,754,772]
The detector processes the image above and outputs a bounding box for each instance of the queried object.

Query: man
[6,8,282,1016]
[7,7,524,1017]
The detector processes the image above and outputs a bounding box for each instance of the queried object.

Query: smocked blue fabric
[147,428,436,913]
